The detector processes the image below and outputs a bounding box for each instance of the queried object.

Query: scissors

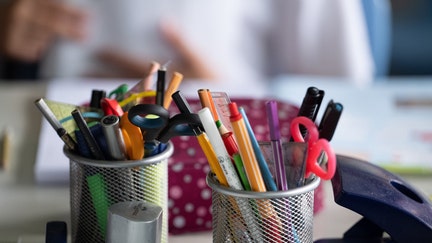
[290,116,336,180]
[127,103,202,143]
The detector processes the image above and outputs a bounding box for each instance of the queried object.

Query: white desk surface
[0,78,431,242]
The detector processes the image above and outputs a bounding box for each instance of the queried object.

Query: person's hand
[0,0,87,62]
[94,22,218,81]
[160,22,218,81]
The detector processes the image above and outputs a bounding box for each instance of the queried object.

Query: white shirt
[40,0,374,86]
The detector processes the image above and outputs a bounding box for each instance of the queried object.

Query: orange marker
[228,102,265,192]
[163,72,183,109]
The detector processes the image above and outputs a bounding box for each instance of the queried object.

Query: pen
[266,100,288,191]
[196,90,250,187]
[292,87,324,140]
[34,98,77,151]
[199,107,264,242]
[198,108,244,190]
[198,89,218,119]
[101,115,127,160]
[239,107,277,192]
[72,109,105,160]
[90,90,106,109]
[228,102,265,192]
[229,102,283,242]
[222,131,251,191]
[163,72,183,109]
[318,100,343,141]
[171,91,228,185]
[155,68,166,106]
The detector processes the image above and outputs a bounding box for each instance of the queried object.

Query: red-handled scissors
[290,116,336,180]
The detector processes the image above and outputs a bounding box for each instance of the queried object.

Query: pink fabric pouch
[167,98,325,234]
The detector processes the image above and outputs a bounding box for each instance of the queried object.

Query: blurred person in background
[0,0,374,86]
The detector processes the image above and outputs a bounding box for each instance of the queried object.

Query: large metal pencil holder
[64,142,173,243]
[207,142,320,243]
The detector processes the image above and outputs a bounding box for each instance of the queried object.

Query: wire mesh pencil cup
[207,142,320,243]
[64,142,173,243]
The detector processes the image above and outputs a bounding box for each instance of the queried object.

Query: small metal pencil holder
[64,142,173,243]
[207,142,320,243]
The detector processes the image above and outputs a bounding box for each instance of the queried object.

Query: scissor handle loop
[157,113,202,143]
[305,138,336,180]
[290,116,319,142]
[128,104,169,129]
[290,116,336,180]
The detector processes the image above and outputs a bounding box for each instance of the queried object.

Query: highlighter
[228,102,266,192]
[229,102,282,242]
[239,107,277,192]
[163,72,183,109]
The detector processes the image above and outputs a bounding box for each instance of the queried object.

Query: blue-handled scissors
[127,104,202,143]
[290,116,336,181]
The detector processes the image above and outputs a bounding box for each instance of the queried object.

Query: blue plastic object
[316,155,432,242]
[45,221,67,243]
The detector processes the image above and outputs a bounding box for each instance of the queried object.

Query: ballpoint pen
[266,100,288,191]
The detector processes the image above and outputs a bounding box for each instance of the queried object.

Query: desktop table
[0,78,431,242]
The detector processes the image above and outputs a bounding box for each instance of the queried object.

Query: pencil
[163,72,183,109]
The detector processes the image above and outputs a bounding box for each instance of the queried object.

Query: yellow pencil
[195,129,228,186]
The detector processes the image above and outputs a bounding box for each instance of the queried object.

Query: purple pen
[266,100,288,191]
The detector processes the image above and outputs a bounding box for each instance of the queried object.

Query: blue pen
[239,107,277,191]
